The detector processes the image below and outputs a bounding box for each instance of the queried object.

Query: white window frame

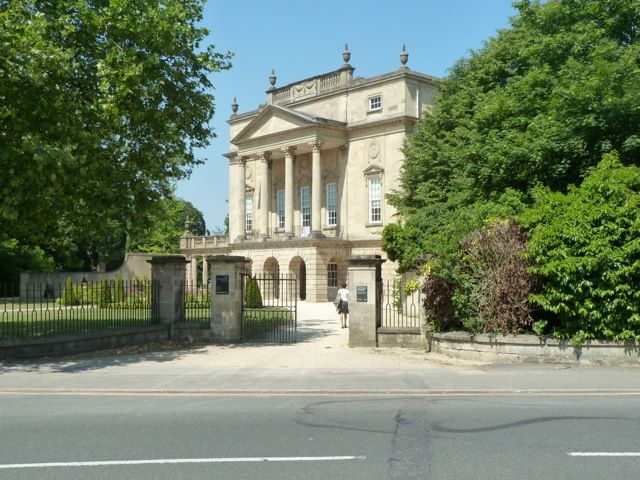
[368,177,382,224]
[325,182,337,227]
[327,262,337,287]
[276,189,285,230]
[368,94,382,112]
[245,193,253,233]
[300,186,311,236]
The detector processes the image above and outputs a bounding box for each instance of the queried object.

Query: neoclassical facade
[180,47,438,302]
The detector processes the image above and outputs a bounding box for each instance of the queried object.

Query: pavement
[1,301,640,394]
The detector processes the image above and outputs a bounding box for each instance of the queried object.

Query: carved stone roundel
[368,141,380,160]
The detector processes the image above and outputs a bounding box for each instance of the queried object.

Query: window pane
[368,178,381,223]
[246,194,253,232]
[301,187,311,230]
[327,262,337,287]
[277,189,285,229]
[326,183,337,226]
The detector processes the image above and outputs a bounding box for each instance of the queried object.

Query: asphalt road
[1,393,640,479]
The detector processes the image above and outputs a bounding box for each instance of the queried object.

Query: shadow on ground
[0,343,209,374]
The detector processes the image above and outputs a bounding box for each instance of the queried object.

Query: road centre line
[0,456,367,469]
[568,452,640,457]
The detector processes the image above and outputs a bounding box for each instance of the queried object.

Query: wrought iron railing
[0,280,157,340]
[382,278,424,329]
[241,273,297,343]
[183,282,210,324]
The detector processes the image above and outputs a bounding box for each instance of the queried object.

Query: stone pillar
[235,155,247,242]
[208,255,250,343]
[202,256,209,287]
[190,255,198,286]
[310,141,323,238]
[259,151,271,240]
[282,146,296,239]
[147,254,189,338]
[347,255,385,347]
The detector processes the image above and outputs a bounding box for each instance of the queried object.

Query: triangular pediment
[363,164,385,176]
[231,105,344,144]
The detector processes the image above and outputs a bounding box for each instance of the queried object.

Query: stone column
[235,155,247,242]
[282,146,296,239]
[310,141,323,238]
[347,255,385,347]
[208,255,250,343]
[147,254,189,338]
[202,256,209,287]
[190,256,198,286]
[259,151,271,240]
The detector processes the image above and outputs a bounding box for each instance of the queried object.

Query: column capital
[281,145,297,156]
[258,151,272,162]
[308,140,323,153]
[230,153,248,166]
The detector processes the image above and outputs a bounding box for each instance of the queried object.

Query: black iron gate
[240,273,297,343]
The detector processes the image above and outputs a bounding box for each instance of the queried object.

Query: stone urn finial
[269,68,277,87]
[400,44,409,66]
[231,96,238,114]
[342,43,351,64]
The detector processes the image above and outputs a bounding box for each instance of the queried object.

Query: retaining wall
[0,325,169,358]
[429,332,640,365]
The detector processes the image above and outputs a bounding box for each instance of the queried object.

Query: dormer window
[368,95,382,112]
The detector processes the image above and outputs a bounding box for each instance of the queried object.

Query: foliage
[127,196,206,253]
[404,279,421,296]
[0,238,54,290]
[384,0,640,273]
[0,1,231,267]
[458,219,536,335]
[99,279,111,307]
[422,274,457,332]
[520,153,640,344]
[62,277,77,306]
[113,277,125,303]
[244,276,263,308]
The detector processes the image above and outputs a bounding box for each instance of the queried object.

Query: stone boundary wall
[429,332,640,365]
[377,327,425,349]
[0,325,169,358]
[19,253,153,298]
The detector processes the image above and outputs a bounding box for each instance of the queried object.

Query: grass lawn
[242,306,295,341]
[0,303,152,340]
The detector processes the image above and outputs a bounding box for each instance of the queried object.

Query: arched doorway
[289,256,306,301]
[263,257,280,300]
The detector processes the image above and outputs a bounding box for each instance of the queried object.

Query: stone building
[180,46,438,302]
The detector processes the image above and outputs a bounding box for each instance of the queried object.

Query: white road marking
[568,452,640,457]
[0,455,366,469]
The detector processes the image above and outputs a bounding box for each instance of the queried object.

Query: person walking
[336,282,349,328]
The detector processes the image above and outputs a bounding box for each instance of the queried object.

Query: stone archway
[263,257,280,300]
[289,256,306,301]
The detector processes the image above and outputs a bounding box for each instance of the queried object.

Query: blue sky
[176,0,519,232]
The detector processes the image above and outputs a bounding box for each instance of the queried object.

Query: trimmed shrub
[61,277,78,305]
[244,276,263,308]
[99,279,112,307]
[113,277,125,303]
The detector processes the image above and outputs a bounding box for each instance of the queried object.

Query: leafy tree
[0,1,231,263]
[0,238,54,290]
[385,0,640,274]
[520,153,640,344]
[127,196,206,253]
